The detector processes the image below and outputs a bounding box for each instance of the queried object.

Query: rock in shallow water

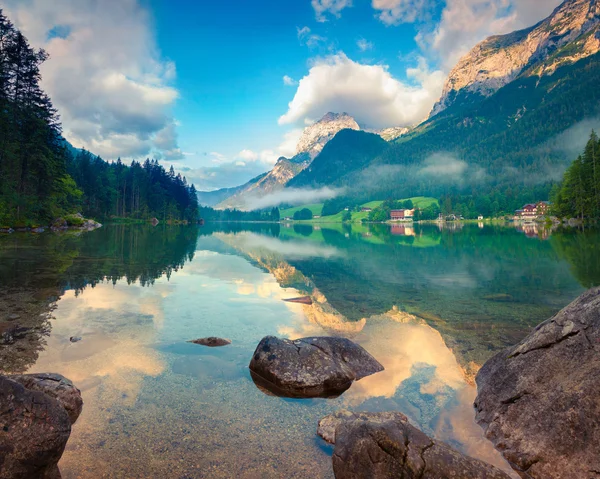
[475,287,600,479]
[0,376,72,479]
[187,337,231,347]
[318,411,511,479]
[8,373,83,425]
[249,336,383,398]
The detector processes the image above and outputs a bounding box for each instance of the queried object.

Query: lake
[1,223,598,478]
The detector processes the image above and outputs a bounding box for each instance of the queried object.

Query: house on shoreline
[514,201,551,221]
[390,209,415,221]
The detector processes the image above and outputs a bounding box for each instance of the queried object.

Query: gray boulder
[319,411,511,479]
[475,287,600,478]
[249,336,383,398]
[9,373,83,425]
[188,337,231,347]
[0,376,71,479]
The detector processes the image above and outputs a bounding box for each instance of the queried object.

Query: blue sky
[5,0,562,190]
[148,0,433,189]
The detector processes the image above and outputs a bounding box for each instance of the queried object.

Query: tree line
[551,131,600,220]
[68,151,199,223]
[0,10,198,227]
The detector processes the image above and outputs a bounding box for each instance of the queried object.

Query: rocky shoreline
[309,287,600,478]
[0,213,101,234]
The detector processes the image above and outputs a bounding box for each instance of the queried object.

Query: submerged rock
[318,411,511,479]
[475,287,600,478]
[249,336,383,398]
[187,337,231,347]
[69,336,82,343]
[0,376,72,479]
[282,296,313,305]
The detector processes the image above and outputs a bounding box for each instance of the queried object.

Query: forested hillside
[287,52,600,217]
[288,129,388,188]
[68,151,199,222]
[0,10,198,227]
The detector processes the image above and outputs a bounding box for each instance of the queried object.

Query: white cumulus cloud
[283,75,298,86]
[312,0,352,22]
[237,149,259,161]
[372,0,431,25]
[297,26,327,48]
[357,38,374,52]
[4,0,181,161]
[279,53,445,129]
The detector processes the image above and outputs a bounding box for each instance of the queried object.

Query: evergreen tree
[552,132,600,220]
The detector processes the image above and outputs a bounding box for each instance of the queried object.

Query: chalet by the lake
[514,201,551,220]
[390,209,415,221]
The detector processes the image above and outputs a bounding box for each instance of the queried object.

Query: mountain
[432,0,600,116]
[374,126,410,141]
[296,112,360,159]
[197,173,267,207]
[201,112,360,209]
[287,130,388,189]
[284,0,600,214]
[216,154,309,209]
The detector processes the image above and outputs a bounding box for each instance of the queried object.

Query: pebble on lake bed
[187,337,231,347]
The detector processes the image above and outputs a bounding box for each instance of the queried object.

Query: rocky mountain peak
[296,112,360,159]
[431,0,600,117]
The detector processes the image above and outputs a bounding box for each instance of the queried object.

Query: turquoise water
[0,223,597,478]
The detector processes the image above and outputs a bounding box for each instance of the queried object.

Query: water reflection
[1,223,597,478]
[0,225,197,373]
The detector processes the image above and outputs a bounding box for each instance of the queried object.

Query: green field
[279,203,323,219]
[279,197,438,223]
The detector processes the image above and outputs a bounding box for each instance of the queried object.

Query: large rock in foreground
[0,376,72,479]
[318,411,511,478]
[8,373,83,424]
[249,336,383,398]
[475,287,600,478]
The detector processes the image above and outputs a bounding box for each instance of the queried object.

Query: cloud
[418,153,468,177]
[372,0,431,25]
[418,153,487,183]
[283,75,298,86]
[422,0,562,69]
[237,149,259,161]
[279,128,304,158]
[279,53,445,129]
[4,0,181,161]
[180,161,269,191]
[356,38,374,52]
[244,187,344,210]
[297,26,327,48]
[153,121,184,161]
[544,117,600,160]
[311,0,352,22]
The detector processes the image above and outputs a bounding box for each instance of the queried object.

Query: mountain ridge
[431,0,600,116]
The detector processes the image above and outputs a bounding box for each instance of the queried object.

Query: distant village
[385,202,552,223]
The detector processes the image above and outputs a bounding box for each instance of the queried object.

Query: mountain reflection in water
[1,223,598,478]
